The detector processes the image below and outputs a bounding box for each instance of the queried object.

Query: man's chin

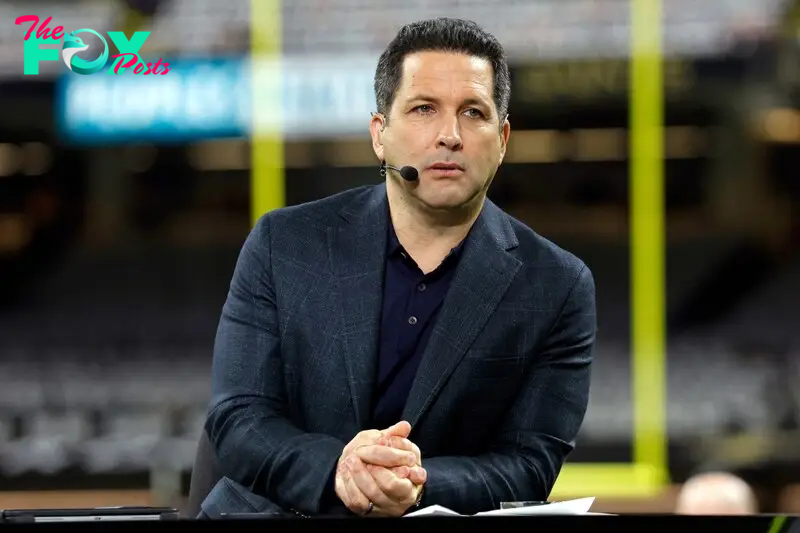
[416,198,469,212]
[415,190,482,213]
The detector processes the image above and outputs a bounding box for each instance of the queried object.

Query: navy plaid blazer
[205,183,596,516]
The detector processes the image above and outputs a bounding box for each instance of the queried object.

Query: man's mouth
[427,162,464,171]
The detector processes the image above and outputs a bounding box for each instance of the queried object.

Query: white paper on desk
[476,497,595,516]
[405,497,596,517]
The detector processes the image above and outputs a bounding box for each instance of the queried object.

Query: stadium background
[0,0,799,515]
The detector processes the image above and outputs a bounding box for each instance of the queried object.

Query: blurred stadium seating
[0,234,797,476]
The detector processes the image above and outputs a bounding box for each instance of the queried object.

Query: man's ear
[369,112,386,161]
[498,114,511,164]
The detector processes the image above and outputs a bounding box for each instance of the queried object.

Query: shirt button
[417,283,426,292]
[408,316,418,325]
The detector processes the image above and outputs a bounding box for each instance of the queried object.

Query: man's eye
[464,108,484,118]
[415,105,433,114]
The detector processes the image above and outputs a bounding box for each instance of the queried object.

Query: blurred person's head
[675,472,758,515]
[370,18,511,219]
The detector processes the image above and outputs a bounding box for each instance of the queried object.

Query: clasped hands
[335,420,426,517]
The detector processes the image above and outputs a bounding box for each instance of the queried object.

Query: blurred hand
[335,420,427,516]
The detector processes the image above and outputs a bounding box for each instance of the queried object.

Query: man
[675,472,758,515]
[200,17,596,518]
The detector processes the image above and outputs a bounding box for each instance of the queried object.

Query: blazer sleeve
[205,214,345,516]
[418,263,596,514]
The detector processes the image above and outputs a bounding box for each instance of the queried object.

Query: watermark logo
[16,15,170,75]
[62,30,108,75]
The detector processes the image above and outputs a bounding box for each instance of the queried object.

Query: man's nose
[436,116,462,150]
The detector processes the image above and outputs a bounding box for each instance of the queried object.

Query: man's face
[371,51,510,212]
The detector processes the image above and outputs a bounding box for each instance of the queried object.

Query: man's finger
[354,445,417,467]
[335,473,346,501]
[407,466,427,485]
[380,420,411,438]
[391,465,410,478]
[336,473,363,513]
[366,464,415,503]
[348,456,394,510]
[344,477,370,514]
[378,435,421,458]
[342,458,371,513]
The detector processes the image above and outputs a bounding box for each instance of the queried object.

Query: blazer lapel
[402,202,522,427]
[329,185,388,429]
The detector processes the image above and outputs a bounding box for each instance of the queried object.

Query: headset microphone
[383,163,419,182]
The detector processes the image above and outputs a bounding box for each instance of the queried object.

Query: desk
[0,515,797,532]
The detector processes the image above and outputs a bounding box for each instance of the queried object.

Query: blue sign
[54,55,378,144]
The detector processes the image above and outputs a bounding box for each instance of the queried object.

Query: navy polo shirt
[370,221,463,429]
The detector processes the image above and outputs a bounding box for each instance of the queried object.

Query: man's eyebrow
[461,97,492,109]
[405,94,440,103]
[405,95,492,109]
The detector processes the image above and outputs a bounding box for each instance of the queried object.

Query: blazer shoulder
[253,185,375,232]
[504,212,591,281]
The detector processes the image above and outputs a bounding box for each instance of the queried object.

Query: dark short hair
[374,18,511,123]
